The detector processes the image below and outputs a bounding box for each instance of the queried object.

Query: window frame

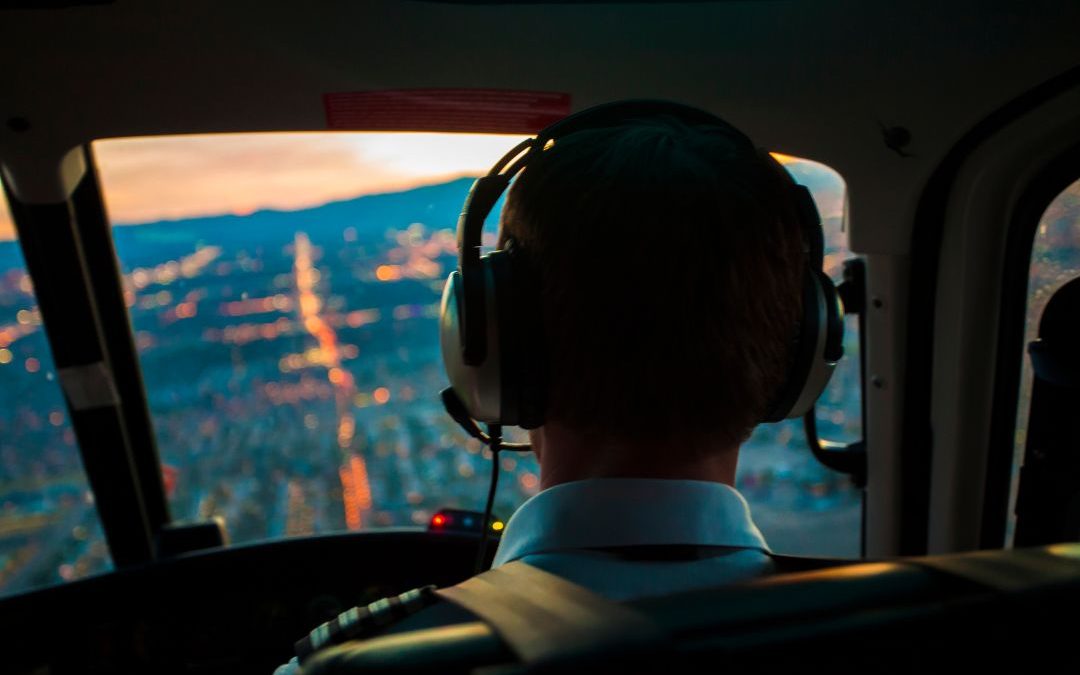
[906,66,1080,557]
[985,142,1080,549]
[1,146,164,567]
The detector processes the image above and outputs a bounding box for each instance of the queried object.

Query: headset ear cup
[440,250,547,427]
[439,268,503,423]
[764,270,844,421]
[787,272,843,419]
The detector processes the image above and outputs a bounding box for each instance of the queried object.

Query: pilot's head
[498,116,806,471]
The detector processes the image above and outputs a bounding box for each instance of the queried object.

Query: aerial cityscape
[0,145,939,598]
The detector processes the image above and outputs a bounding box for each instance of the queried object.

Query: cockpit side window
[0,178,113,598]
[1009,177,1080,544]
[87,134,860,557]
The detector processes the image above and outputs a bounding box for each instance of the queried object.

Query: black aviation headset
[439,99,845,440]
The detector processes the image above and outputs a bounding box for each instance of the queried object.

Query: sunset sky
[0,132,530,240]
[0,134,840,241]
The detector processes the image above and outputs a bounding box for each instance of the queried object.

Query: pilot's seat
[296,545,1080,674]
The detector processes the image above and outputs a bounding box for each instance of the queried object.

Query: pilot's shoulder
[295,585,476,664]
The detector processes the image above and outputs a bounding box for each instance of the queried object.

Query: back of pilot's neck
[530,422,739,491]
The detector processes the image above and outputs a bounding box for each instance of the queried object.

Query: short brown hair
[500,117,805,451]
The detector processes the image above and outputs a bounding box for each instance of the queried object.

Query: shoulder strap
[435,560,668,669]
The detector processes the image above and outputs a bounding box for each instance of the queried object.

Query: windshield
[72,132,857,558]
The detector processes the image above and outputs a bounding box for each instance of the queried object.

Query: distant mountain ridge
[111,176,481,266]
[3,166,846,270]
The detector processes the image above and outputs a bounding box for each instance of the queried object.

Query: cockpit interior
[0,1,1079,673]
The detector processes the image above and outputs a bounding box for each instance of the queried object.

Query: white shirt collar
[492,478,770,567]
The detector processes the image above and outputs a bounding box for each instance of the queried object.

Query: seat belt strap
[435,560,667,667]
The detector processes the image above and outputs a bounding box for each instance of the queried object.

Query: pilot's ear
[496,228,515,251]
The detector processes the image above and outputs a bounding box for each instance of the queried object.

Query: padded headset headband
[456,99,819,367]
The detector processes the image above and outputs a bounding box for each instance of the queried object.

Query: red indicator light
[431,514,447,527]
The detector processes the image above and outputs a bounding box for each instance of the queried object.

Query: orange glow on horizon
[0,136,840,241]
[0,131,530,241]
[90,132,529,228]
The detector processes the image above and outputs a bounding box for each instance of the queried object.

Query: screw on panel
[6,117,31,133]
[878,123,913,158]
